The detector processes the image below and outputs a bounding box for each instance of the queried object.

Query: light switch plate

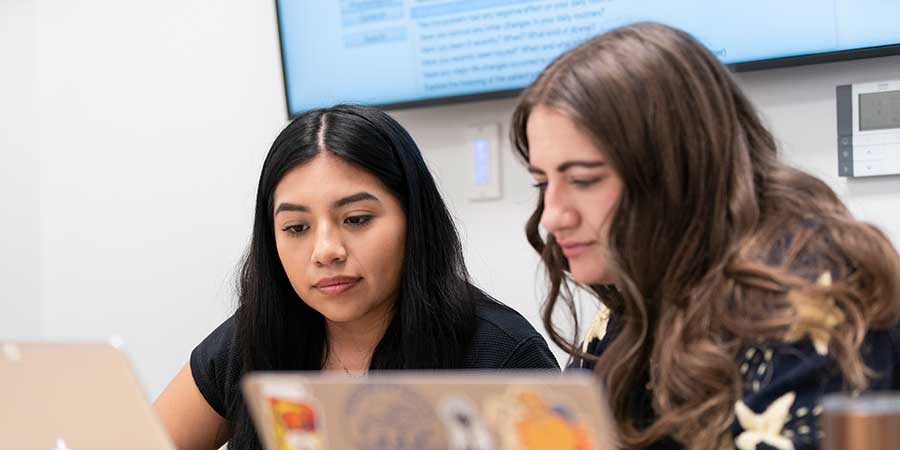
[465,123,502,201]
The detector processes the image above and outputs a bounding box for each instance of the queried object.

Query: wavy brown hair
[511,22,900,449]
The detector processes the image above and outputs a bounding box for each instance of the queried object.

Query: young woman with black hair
[154,104,557,450]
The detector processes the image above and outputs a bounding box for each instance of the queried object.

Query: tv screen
[275,0,900,115]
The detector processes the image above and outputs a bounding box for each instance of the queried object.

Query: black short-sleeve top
[191,301,560,420]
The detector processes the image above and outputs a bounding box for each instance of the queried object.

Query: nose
[311,223,347,266]
[540,182,579,235]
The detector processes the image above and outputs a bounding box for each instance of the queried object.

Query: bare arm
[154,363,231,450]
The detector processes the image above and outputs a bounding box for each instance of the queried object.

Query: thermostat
[836,79,900,177]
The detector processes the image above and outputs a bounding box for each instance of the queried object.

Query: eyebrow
[274,191,381,215]
[274,202,308,214]
[333,191,380,208]
[527,160,607,175]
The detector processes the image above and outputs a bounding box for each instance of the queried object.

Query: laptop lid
[242,371,619,450]
[0,342,176,450]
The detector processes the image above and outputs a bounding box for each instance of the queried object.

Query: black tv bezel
[273,2,900,118]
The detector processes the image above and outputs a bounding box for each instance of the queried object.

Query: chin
[305,301,359,323]
[569,266,607,285]
[319,309,363,324]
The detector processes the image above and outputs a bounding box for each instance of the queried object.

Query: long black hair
[229,105,478,449]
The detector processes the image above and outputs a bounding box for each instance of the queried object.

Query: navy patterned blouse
[573,309,900,450]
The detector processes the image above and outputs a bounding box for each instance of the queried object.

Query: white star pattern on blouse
[734,391,797,450]
[785,271,845,356]
[581,304,611,353]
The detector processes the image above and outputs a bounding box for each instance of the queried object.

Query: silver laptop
[242,371,619,450]
[0,342,176,450]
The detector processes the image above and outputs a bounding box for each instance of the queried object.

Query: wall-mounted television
[275,0,900,116]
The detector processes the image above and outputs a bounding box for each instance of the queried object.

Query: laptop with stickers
[0,342,177,450]
[242,371,619,450]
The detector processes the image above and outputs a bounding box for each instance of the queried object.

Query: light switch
[465,123,502,201]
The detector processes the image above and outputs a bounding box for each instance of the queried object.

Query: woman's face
[526,105,624,285]
[272,152,406,327]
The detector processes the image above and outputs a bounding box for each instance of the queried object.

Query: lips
[557,240,594,258]
[314,276,361,295]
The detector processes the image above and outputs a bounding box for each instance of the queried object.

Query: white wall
[737,60,900,244]
[3,0,899,398]
[1,0,42,341]
[28,0,287,396]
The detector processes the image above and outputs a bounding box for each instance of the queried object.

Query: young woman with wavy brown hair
[512,22,900,450]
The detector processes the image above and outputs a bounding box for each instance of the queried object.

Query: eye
[345,215,373,227]
[570,177,603,188]
[282,224,309,235]
[531,181,548,190]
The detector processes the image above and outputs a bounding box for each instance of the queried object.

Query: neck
[325,304,392,372]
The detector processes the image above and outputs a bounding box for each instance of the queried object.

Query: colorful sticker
[265,384,324,450]
[484,388,594,450]
[344,384,448,450]
[438,394,496,450]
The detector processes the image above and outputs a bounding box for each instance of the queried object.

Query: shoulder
[472,295,542,342]
[569,308,623,371]
[190,314,242,420]
[461,294,559,370]
[193,315,237,354]
[763,218,845,278]
[860,322,900,389]
[725,323,900,449]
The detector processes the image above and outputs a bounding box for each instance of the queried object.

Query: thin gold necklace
[329,346,368,378]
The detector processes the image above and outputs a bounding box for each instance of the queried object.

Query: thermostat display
[836,80,900,177]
